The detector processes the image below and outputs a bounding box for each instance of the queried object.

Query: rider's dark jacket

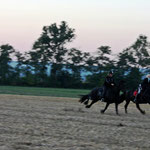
[141,78,150,91]
[103,76,115,88]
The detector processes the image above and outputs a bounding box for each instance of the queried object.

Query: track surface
[0,94,149,150]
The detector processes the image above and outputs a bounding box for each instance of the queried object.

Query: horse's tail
[79,95,89,103]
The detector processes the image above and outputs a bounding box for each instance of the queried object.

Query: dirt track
[0,94,149,150]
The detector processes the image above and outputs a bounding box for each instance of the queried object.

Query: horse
[124,89,135,114]
[124,87,150,114]
[79,80,125,114]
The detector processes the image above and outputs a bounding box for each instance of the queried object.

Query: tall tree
[67,48,88,75]
[30,21,75,81]
[66,48,89,87]
[0,44,15,84]
[118,35,150,69]
[28,50,48,86]
[12,51,25,85]
[116,35,150,89]
[95,46,114,72]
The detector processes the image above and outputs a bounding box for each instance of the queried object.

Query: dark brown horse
[124,87,150,114]
[79,80,125,114]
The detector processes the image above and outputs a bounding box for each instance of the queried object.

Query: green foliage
[0,21,150,90]
[31,21,75,75]
[96,46,113,69]
[117,35,150,69]
[67,48,88,80]
[116,35,150,89]
[0,44,15,84]
[28,21,76,87]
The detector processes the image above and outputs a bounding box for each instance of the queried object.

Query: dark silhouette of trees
[116,35,150,89]
[28,21,75,87]
[85,46,115,87]
[0,44,15,85]
[0,21,149,89]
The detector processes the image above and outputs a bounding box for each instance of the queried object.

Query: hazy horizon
[0,0,150,54]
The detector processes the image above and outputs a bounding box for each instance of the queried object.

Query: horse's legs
[101,103,109,114]
[86,100,98,108]
[84,99,89,105]
[135,95,146,114]
[136,103,145,114]
[124,99,130,114]
[115,103,119,115]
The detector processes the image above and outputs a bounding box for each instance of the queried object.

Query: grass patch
[0,86,90,98]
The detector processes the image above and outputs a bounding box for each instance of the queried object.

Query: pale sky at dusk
[0,0,150,54]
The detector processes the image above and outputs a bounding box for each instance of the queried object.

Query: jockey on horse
[101,71,115,101]
[134,74,150,102]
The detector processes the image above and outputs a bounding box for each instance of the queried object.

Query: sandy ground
[0,94,149,150]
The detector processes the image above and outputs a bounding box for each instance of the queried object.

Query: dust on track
[0,94,149,150]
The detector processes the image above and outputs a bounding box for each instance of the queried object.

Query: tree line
[0,21,150,89]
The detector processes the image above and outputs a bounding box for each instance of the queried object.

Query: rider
[134,74,150,102]
[141,74,150,91]
[101,71,115,101]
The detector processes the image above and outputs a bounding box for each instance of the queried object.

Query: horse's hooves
[84,101,88,105]
[101,110,104,114]
[85,105,90,108]
[141,111,146,115]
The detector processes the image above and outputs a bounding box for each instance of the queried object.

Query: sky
[0,0,150,54]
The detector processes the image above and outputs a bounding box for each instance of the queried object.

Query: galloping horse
[79,80,125,114]
[124,87,150,114]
